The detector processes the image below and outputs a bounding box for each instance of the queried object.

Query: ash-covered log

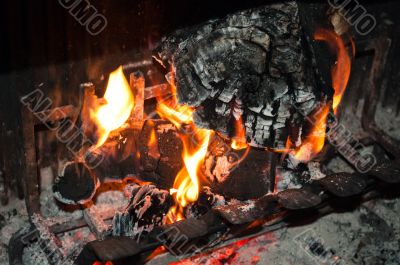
[154,1,331,150]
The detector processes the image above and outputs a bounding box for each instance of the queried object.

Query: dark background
[0,0,274,74]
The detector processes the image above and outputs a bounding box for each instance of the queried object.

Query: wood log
[153,1,331,150]
[54,120,276,204]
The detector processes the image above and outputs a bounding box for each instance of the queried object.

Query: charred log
[112,183,172,239]
[154,1,331,149]
[54,120,276,204]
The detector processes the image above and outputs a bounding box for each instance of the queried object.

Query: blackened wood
[53,162,98,204]
[55,120,277,203]
[277,188,321,210]
[75,237,142,265]
[112,184,172,238]
[138,119,183,189]
[206,135,276,200]
[316,172,367,197]
[154,1,330,150]
[368,160,400,183]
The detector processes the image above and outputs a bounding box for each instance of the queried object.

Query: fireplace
[1,1,400,265]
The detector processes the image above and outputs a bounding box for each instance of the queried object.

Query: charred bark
[154,1,331,149]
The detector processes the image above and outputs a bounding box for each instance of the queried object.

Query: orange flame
[291,29,351,162]
[148,128,157,147]
[314,28,351,114]
[156,70,212,222]
[293,105,330,162]
[171,128,211,207]
[231,116,248,150]
[91,66,134,147]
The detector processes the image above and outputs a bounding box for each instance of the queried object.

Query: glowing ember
[91,66,134,148]
[231,116,248,150]
[314,28,351,114]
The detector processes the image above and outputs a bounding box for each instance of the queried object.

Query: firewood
[154,1,331,150]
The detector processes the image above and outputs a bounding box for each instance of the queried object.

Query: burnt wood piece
[138,119,183,189]
[277,188,321,210]
[75,237,143,265]
[53,162,98,204]
[316,172,367,197]
[112,184,172,239]
[367,160,400,184]
[154,1,330,149]
[206,134,277,199]
[213,195,279,225]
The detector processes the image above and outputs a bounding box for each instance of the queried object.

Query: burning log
[54,119,277,204]
[154,1,331,150]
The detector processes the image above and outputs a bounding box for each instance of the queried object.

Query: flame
[290,29,351,162]
[293,105,330,162]
[91,66,134,147]
[156,69,212,223]
[148,128,157,147]
[314,28,351,114]
[231,116,248,150]
[157,103,193,129]
[171,128,211,208]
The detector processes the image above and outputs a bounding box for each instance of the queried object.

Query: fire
[291,29,351,162]
[91,66,134,147]
[156,70,212,222]
[314,28,351,114]
[293,105,330,162]
[148,127,157,147]
[171,128,211,208]
[231,116,248,150]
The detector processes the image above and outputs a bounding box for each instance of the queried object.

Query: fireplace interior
[1,1,400,265]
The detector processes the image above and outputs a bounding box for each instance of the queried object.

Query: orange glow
[231,117,248,150]
[148,128,157,147]
[293,105,330,162]
[145,246,167,262]
[91,66,134,147]
[314,28,351,114]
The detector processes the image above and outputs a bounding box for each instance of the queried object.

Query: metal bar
[21,105,41,217]
[33,105,78,125]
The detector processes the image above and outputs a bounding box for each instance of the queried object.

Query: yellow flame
[156,70,212,222]
[172,129,211,208]
[91,66,134,147]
